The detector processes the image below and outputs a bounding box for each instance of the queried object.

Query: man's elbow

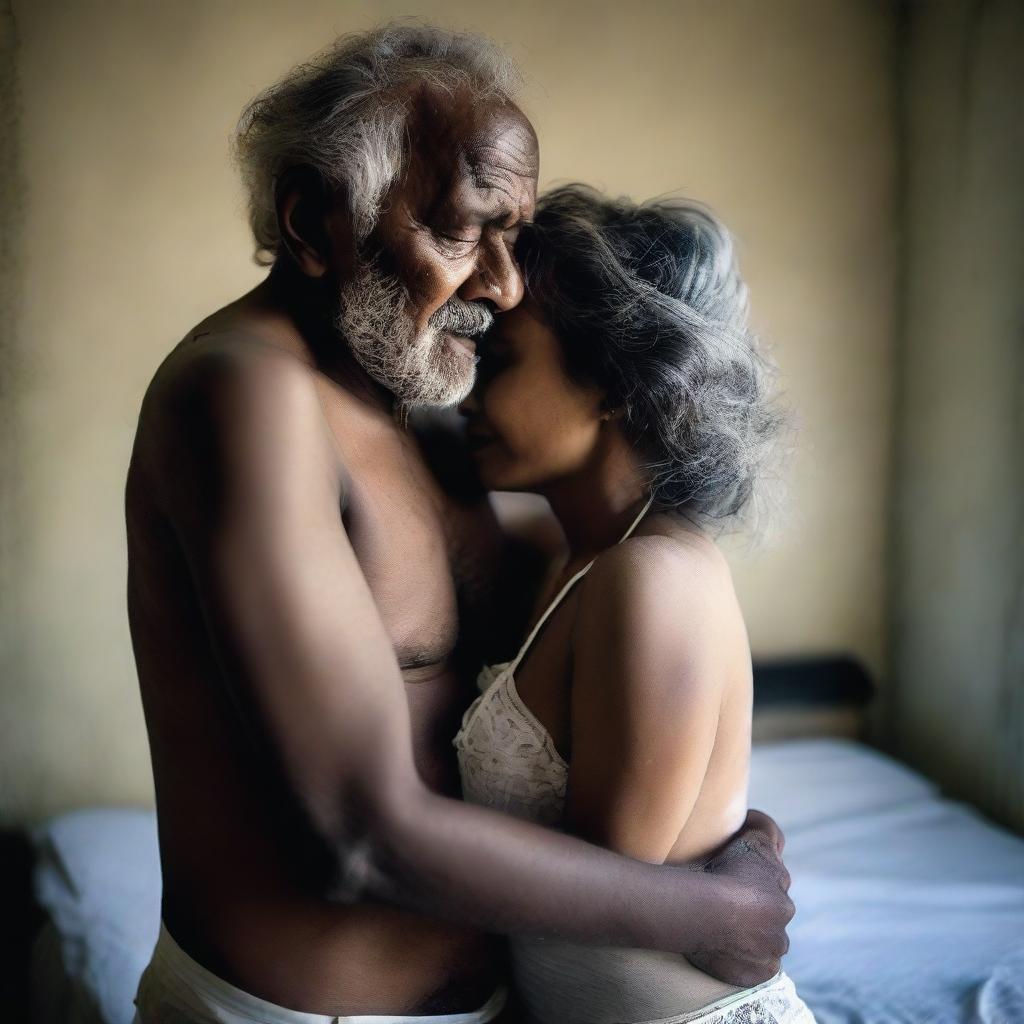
[312,776,428,906]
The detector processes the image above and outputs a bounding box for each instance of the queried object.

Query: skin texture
[126,87,792,1020]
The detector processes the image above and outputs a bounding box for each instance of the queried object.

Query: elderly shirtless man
[126,24,793,1024]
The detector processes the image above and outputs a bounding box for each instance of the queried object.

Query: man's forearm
[347,783,728,956]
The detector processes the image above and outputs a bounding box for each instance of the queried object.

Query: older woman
[455,185,814,1024]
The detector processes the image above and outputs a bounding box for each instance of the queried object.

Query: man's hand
[686,810,794,988]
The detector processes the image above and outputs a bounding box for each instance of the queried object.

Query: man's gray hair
[232,22,523,265]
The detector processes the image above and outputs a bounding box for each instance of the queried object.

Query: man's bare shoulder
[150,325,313,406]
[141,286,316,422]
[131,326,344,512]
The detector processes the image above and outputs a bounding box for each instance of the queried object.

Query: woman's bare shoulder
[570,516,744,696]
[583,514,734,610]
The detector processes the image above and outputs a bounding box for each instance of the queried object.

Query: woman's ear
[599,396,625,422]
[275,166,351,278]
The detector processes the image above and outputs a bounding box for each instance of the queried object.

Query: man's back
[126,291,507,1015]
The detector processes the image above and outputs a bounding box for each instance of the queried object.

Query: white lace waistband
[628,970,815,1024]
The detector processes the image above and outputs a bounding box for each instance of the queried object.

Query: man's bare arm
[140,343,790,986]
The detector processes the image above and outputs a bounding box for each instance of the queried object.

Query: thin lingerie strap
[507,494,656,674]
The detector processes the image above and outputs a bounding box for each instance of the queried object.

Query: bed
[29,736,1024,1024]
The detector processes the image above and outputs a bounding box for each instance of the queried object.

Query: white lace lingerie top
[452,500,813,1024]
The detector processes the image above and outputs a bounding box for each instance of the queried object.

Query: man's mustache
[428,297,494,338]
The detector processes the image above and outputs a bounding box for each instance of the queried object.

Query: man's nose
[457,238,524,312]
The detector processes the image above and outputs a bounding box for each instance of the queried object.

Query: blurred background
[2,1,1023,1021]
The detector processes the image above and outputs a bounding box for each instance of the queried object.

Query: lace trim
[455,497,657,833]
[643,972,816,1024]
[454,664,568,828]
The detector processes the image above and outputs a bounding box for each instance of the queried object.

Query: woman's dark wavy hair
[518,184,787,533]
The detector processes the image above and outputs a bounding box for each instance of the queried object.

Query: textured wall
[889,0,1024,831]
[1,0,897,822]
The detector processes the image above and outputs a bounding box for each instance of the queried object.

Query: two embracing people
[127,22,815,1024]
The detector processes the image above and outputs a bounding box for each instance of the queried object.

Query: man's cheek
[401,234,463,288]
[407,263,465,324]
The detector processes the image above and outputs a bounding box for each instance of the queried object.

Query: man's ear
[275,166,351,278]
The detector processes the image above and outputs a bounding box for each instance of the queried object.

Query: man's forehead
[463,117,538,188]
[403,86,538,214]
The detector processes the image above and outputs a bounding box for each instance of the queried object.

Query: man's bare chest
[334,443,495,792]
[316,390,502,657]
[345,469,461,667]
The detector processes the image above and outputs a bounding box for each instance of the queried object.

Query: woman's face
[459,298,606,492]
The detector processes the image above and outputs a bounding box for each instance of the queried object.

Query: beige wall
[1,0,897,823]
[889,0,1024,831]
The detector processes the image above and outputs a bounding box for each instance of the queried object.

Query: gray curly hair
[232,22,523,265]
[519,184,788,533]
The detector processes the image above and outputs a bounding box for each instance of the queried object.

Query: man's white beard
[334,256,492,410]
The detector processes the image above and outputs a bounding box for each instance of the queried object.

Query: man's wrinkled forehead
[400,84,539,220]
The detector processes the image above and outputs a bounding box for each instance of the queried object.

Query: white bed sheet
[31,739,1024,1024]
[748,739,1024,1023]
